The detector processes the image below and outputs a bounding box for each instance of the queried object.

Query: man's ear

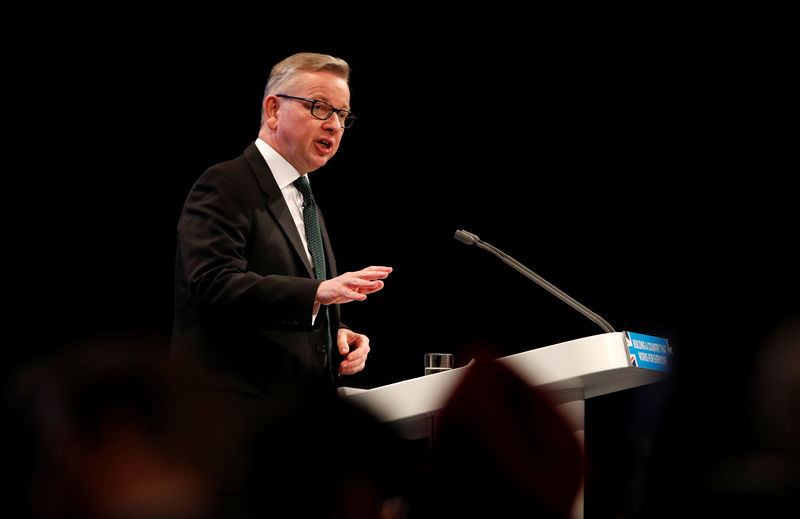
[263,95,280,130]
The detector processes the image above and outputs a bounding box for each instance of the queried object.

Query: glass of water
[424,353,454,376]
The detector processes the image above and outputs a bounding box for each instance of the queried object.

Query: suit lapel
[243,143,314,278]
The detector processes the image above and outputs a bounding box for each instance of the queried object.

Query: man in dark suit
[172,52,391,396]
[170,53,393,515]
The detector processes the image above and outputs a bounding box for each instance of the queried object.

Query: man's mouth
[317,139,332,149]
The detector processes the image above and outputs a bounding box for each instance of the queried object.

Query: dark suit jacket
[171,142,342,396]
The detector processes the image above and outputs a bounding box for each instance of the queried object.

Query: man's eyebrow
[327,99,351,111]
[312,94,350,111]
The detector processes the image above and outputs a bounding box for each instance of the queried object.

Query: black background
[9,10,797,516]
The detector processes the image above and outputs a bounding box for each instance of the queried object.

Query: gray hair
[260,52,351,126]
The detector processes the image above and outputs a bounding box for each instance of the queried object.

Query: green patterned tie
[294,176,327,280]
[294,176,333,381]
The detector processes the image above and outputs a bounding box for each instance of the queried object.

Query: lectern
[339,331,671,519]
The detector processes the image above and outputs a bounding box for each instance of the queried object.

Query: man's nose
[320,113,344,132]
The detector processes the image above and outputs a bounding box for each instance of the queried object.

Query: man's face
[271,70,350,173]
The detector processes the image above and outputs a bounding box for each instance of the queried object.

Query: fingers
[339,349,368,375]
[339,359,366,375]
[337,284,369,302]
[332,279,379,303]
[338,330,370,375]
[316,266,392,305]
[350,279,384,296]
[337,329,351,356]
[347,276,384,291]
[345,266,391,296]
[346,267,392,291]
[360,266,393,278]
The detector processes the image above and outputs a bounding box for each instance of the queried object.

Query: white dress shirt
[254,138,320,323]
[254,138,313,266]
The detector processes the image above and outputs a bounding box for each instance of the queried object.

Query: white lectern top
[339,332,670,425]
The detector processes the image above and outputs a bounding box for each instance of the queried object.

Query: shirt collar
[254,138,304,190]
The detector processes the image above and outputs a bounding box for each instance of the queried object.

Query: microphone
[453,229,480,245]
[453,229,615,333]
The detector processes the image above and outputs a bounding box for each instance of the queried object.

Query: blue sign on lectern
[624,331,672,372]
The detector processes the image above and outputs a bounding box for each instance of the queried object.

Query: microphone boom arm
[455,230,615,334]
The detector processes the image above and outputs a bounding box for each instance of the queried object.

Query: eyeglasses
[276,94,356,128]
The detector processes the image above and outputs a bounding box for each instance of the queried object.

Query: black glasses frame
[276,94,356,128]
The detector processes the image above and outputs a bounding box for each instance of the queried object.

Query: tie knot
[293,176,314,206]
